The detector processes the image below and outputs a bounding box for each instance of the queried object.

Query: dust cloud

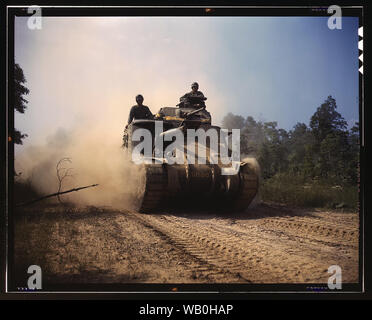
[15,125,146,210]
[14,131,261,210]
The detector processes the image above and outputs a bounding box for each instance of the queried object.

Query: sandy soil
[14,203,359,285]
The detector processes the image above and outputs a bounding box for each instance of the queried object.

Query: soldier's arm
[145,106,153,119]
[128,107,134,124]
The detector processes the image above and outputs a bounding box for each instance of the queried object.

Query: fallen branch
[15,184,99,207]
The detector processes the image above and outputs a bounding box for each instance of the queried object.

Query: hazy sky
[15,16,359,148]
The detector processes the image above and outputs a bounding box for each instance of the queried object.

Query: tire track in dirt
[15,205,359,285]
[138,217,254,280]
[172,217,331,283]
[128,213,305,282]
[125,210,359,283]
[256,218,358,244]
[122,211,250,283]
[203,216,359,283]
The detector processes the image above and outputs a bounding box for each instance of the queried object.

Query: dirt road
[14,203,359,285]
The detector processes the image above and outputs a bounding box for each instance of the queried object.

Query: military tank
[122,96,259,212]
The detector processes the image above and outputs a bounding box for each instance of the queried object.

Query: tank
[122,96,259,212]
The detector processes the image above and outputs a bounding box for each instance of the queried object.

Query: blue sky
[15,16,359,148]
[208,17,359,128]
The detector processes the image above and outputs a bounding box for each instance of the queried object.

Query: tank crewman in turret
[128,94,153,124]
[179,82,207,108]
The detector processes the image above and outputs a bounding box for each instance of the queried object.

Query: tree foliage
[310,95,347,142]
[221,96,359,184]
[14,63,30,144]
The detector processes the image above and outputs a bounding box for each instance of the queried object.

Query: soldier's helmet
[136,94,144,102]
[191,82,199,89]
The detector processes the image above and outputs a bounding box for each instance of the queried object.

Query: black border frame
[1,2,370,300]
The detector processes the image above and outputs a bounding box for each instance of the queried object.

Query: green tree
[309,96,353,181]
[344,122,360,183]
[221,112,245,130]
[221,113,247,154]
[287,122,315,176]
[350,122,360,141]
[14,63,29,144]
[221,96,359,185]
[241,116,265,155]
[256,122,289,178]
[319,132,345,178]
[309,95,347,143]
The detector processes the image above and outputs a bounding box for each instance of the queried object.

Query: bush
[13,179,42,204]
[260,173,358,209]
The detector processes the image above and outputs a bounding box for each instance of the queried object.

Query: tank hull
[138,160,259,213]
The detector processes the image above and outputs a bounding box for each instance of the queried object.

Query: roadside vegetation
[222,96,359,210]
[260,174,358,209]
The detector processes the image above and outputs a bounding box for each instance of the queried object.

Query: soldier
[179,82,207,108]
[127,94,153,124]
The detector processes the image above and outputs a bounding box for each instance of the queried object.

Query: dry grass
[13,205,126,286]
[261,174,359,209]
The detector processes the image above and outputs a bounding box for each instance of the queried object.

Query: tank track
[139,164,167,212]
[139,163,258,213]
[232,164,259,211]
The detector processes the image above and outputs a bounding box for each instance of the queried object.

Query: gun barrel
[185,106,206,118]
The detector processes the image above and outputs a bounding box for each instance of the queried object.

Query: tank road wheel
[232,159,260,212]
[139,164,167,213]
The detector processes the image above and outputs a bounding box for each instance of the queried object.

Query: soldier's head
[191,82,199,93]
[136,94,144,106]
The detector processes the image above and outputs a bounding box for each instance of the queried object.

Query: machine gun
[177,105,207,129]
[184,105,206,118]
